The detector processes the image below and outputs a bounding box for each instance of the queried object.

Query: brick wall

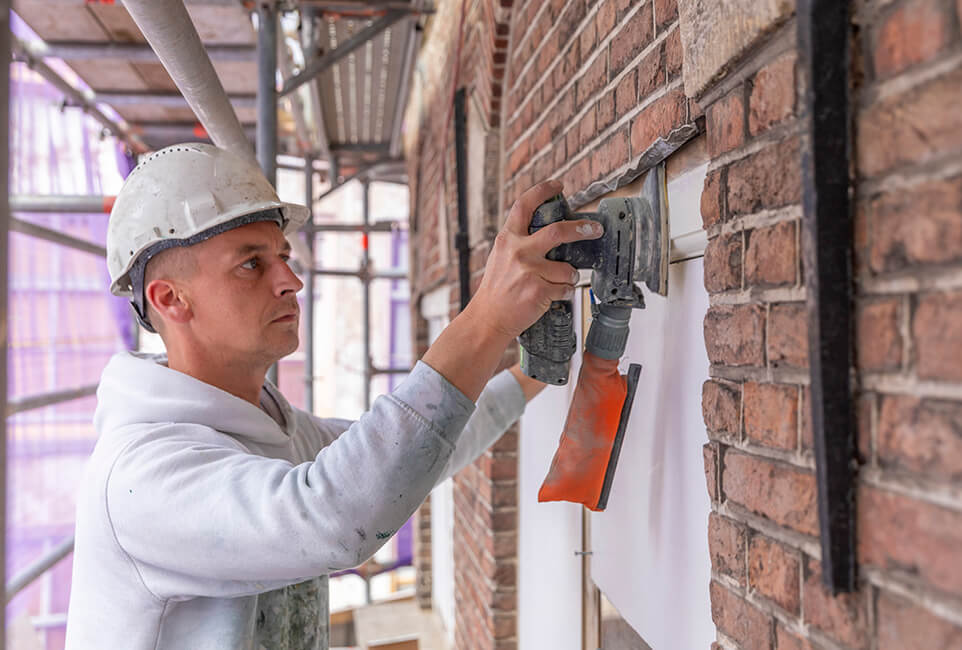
[406,0,962,647]
[404,1,519,648]
[695,0,962,647]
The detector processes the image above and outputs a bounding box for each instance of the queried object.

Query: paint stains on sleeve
[355,528,367,541]
[375,531,394,540]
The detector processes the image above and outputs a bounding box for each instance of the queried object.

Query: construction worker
[64,143,603,649]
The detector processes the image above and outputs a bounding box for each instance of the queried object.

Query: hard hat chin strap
[128,209,286,334]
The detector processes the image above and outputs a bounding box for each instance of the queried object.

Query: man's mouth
[270,310,299,323]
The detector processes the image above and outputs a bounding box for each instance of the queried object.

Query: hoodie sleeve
[104,360,474,600]
[297,368,527,483]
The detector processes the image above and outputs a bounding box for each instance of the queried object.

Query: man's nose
[273,257,304,296]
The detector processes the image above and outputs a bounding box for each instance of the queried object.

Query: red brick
[610,2,654,76]
[553,42,580,96]
[749,534,800,614]
[579,11,598,55]
[630,88,687,156]
[864,176,962,273]
[709,581,772,650]
[636,44,666,98]
[590,127,630,181]
[913,290,962,382]
[857,66,962,177]
[859,485,962,595]
[723,451,819,536]
[768,302,809,370]
[507,137,530,176]
[856,298,902,371]
[708,89,746,156]
[802,557,869,649]
[597,89,616,131]
[744,382,798,451]
[704,442,720,502]
[615,68,637,115]
[749,54,796,136]
[728,136,802,215]
[877,590,962,650]
[745,221,796,287]
[654,0,678,31]
[775,624,815,650]
[701,169,724,228]
[577,54,607,107]
[703,232,742,292]
[596,0,616,35]
[878,395,962,481]
[665,27,683,79]
[856,392,873,463]
[709,513,746,584]
[873,0,952,79]
[578,106,597,148]
[705,304,766,367]
[703,379,741,436]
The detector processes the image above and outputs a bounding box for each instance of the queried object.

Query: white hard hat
[107,143,309,330]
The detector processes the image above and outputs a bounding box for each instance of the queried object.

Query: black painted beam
[797,0,857,593]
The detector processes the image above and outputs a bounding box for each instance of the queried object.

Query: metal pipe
[313,267,406,279]
[304,156,315,414]
[37,40,256,63]
[11,36,148,154]
[6,536,75,603]
[96,90,257,110]
[6,384,100,417]
[453,88,471,311]
[10,218,107,258]
[316,159,398,203]
[300,6,336,176]
[306,221,399,233]
[10,195,114,214]
[1,3,10,638]
[371,367,411,375]
[259,3,280,389]
[389,1,422,157]
[362,179,371,411]
[120,0,255,161]
[280,10,407,97]
[277,28,311,155]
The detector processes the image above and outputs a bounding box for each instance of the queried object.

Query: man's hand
[467,180,603,340]
[421,180,602,402]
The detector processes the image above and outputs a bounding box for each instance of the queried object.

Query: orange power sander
[519,168,669,511]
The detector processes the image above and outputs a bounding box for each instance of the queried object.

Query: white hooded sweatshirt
[64,351,525,649]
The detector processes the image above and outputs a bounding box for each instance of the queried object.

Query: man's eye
[280,255,291,263]
[241,258,259,270]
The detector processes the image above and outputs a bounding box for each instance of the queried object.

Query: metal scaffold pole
[303,157,315,414]
[1,1,11,643]
[362,179,371,412]
[258,1,280,387]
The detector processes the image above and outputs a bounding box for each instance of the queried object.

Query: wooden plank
[68,60,148,92]
[129,61,177,91]
[84,3,146,43]
[12,2,107,42]
[210,60,258,94]
[185,4,256,45]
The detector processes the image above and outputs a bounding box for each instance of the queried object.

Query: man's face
[184,220,303,367]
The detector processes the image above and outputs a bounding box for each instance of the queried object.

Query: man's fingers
[546,281,576,302]
[537,259,580,286]
[530,219,604,254]
[504,179,564,235]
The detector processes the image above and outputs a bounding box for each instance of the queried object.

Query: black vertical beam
[797,0,857,593]
[453,88,471,311]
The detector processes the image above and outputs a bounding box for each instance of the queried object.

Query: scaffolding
[2,1,425,644]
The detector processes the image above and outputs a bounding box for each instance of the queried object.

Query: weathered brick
[579,9,598,55]
[775,624,815,650]
[859,485,962,595]
[629,88,687,155]
[703,379,740,437]
[610,2,654,75]
[596,0,616,35]
[654,0,678,31]
[802,557,869,649]
[723,451,819,536]
[705,304,766,367]
[704,232,742,292]
[597,89,616,131]
[636,43,665,99]
[745,221,796,287]
[578,106,597,148]
[709,513,746,584]
[707,89,746,156]
[749,53,796,136]
[615,68,637,115]
[744,382,798,450]
[864,176,962,273]
[768,302,809,370]
[727,136,801,215]
[710,581,772,650]
[857,66,962,177]
[507,137,531,176]
[704,442,720,501]
[877,590,962,650]
[665,27,683,79]
[878,395,962,481]
[590,127,630,181]
[749,534,800,614]
[701,169,724,228]
[872,0,952,79]
[856,298,902,371]
[913,290,962,382]
[577,54,607,107]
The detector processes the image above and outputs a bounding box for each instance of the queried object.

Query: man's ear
[145,279,192,326]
